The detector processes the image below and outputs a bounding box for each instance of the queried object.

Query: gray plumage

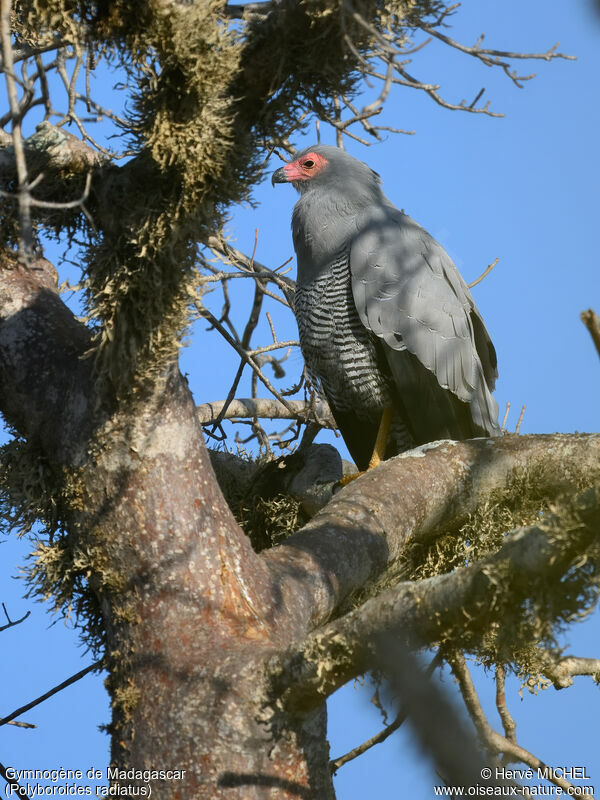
[272,145,499,470]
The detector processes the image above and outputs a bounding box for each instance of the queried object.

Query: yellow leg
[367,405,393,470]
[339,406,394,486]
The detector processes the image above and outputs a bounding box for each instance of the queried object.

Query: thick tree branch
[270,484,600,709]
[0,120,105,171]
[224,2,272,19]
[0,252,95,463]
[262,434,600,638]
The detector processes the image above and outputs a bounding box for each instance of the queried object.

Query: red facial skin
[283,152,328,182]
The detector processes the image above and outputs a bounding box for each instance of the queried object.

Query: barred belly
[294,256,393,420]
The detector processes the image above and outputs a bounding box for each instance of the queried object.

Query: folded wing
[350,207,499,443]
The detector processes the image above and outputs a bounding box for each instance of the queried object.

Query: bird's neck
[292,189,373,284]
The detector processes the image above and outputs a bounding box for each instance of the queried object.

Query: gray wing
[350,206,499,438]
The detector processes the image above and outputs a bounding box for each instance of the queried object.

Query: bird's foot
[335,451,383,488]
[334,408,390,488]
[337,470,364,487]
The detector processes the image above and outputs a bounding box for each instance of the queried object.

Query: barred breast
[293,254,393,419]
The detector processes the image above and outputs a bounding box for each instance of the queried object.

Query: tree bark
[1,253,598,797]
[1,252,336,797]
[273,485,600,709]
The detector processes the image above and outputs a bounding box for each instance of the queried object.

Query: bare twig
[515,405,526,434]
[581,309,600,359]
[0,35,66,70]
[0,661,102,727]
[208,231,269,431]
[0,762,32,799]
[6,719,36,729]
[206,235,295,306]
[449,654,586,795]
[495,664,517,744]
[331,704,405,773]
[329,652,443,773]
[468,257,499,289]
[265,311,277,344]
[419,24,574,88]
[197,306,301,419]
[209,358,246,434]
[394,64,503,116]
[0,603,30,632]
[1,0,33,258]
[500,401,510,434]
[247,341,298,357]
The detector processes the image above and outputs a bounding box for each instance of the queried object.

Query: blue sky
[1,1,599,796]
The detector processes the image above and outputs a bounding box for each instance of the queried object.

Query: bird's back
[350,205,500,440]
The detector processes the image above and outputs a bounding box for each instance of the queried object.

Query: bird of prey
[272,145,499,471]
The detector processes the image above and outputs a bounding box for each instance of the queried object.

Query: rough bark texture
[274,485,600,709]
[2,253,598,797]
[264,434,600,634]
[0,254,336,798]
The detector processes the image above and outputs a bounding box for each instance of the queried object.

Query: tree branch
[0,762,32,799]
[538,653,600,689]
[224,2,272,19]
[494,664,517,744]
[197,398,335,428]
[206,234,296,306]
[468,257,499,289]
[0,603,30,632]
[0,120,105,175]
[0,251,96,462]
[269,483,600,709]
[449,653,587,796]
[418,24,575,88]
[262,434,600,639]
[1,0,33,257]
[581,308,600,359]
[0,661,102,727]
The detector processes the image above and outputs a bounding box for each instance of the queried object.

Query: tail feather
[384,347,498,444]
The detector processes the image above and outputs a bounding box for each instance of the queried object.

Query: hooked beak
[271,166,289,186]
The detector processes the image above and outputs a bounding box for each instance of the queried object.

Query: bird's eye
[303,159,315,169]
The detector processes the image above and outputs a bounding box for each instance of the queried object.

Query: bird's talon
[336,471,365,488]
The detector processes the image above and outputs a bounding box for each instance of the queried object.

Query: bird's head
[271,145,381,197]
